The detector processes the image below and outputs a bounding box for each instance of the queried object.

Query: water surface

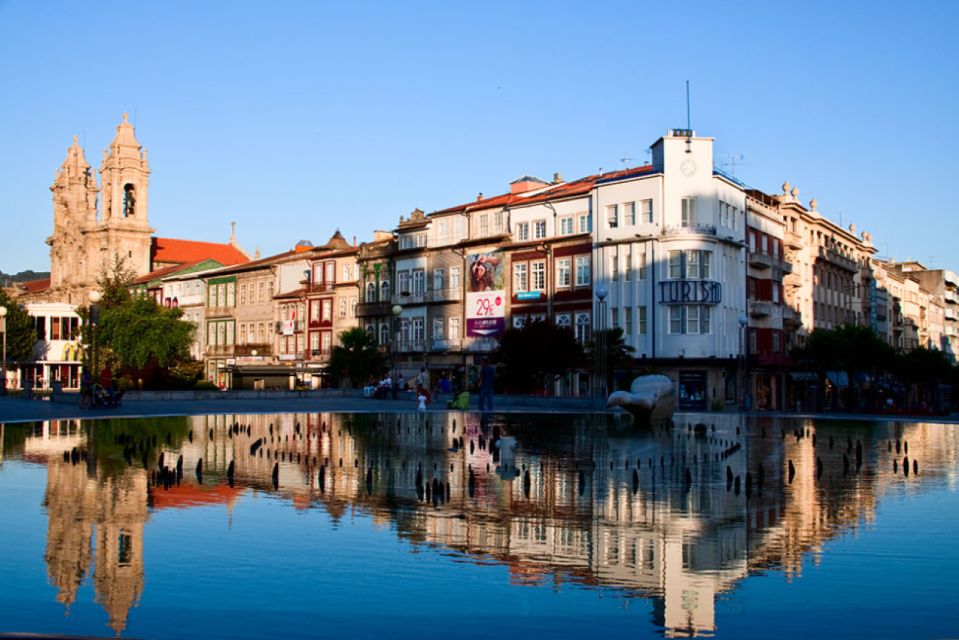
[0,412,956,638]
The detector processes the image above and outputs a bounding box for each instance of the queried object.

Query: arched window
[379,323,390,346]
[380,280,391,302]
[366,282,376,303]
[123,184,137,217]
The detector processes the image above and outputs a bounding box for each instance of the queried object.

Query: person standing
[415,367,430,404]
[479,358,495,412]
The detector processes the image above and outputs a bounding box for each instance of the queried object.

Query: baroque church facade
[40,113,248,305]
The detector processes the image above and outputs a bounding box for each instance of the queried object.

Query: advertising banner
[467,251,504,292]
[466,290,506,337]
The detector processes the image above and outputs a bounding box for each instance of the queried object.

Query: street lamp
[88,291,102,383]
[595,283,609,400]
[391,304,403,399]
[739,314,749,411]
[0,305,7,396]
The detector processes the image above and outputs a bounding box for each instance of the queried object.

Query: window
[339,299,347,317]
[607,204,618,228]
[366,282,376,302]
[433,268,445,291]
[494,211,503,232]
[240,284,247,305]
[761,234,768,254]
[534,219,547,239]
[450,267,461,290]
[257,322,264,343]
[310,300,320,321]
[516,222,529,241]
[398,270,410,295]
[380,323,389,346]
[350,296,357,317]
[513,263,528,292]
[641,199,653,223]
[531,261,546,290]
[611,255,619,281]
[227,283,235,307]
[686,250,700,279]
[624,253,631,281]
[380,279,390,301]
[259,282,265,303]
[449,317,461,340]
[624,202,635,225]
[772,238,780,258]
[702,252,711,278]
[412,317,425,341]
[639,305,647,335]
[669,306,683,334]
[412,269,425,296]
[310,332,319,352]
[415,234,427,248]
[555,314,571,329]
[433,318,444,340]
[772,283,781,303]
[639,252,647,280]
[479,214,489,236]
[624,308,632,336]
[610,307,619,329]
[670,305,711,334]
[559,216,573,235]
[322,299,332,322]
[578,213,592,233]
[574,313,591,343]
[324,261,335,284]
[669,251,682,279]
[343,265,352,281]
[749,231,757,252]
[772,331,781,353]
[575,255,590,287]
[556,258,571,288]
[681,198,695,227]
[239,322,246,344]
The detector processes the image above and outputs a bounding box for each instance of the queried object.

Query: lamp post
[595,283,609,401]
[88,291,102,383]
[0,305,7,396]
[391,304,403,399]
[739,314,749,411]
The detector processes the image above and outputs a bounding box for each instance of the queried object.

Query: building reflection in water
[5,413,957,637]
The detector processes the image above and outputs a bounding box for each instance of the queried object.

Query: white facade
[592,130,747,408]
[20,302,85,390]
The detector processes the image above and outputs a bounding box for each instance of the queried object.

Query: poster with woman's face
[467,251,504,292]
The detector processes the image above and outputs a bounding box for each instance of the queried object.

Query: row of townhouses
[11,124,959,410]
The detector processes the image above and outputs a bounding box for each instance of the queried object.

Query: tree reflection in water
[2,413,956,637]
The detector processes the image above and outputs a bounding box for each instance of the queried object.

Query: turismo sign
[658,280,722,305]
[467,290,506,337]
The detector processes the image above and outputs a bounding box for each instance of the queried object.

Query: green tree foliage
[81,255,196,383]
[326,327,386,387]
[0,288,36,363]
[496,320,585,394]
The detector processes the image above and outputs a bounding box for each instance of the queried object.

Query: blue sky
[1,0,956,273]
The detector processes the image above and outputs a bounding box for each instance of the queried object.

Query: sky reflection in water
[0,412,957,639]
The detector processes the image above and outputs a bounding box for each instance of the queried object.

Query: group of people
[78,367,123,409]
[364,361,496,412]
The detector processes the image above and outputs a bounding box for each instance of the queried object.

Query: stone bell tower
[48,136,99,291]
[95,112,154,277]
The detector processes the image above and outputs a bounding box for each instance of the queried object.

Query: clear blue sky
[1,0,956,274]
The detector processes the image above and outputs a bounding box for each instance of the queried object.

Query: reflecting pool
[1,412,957,638]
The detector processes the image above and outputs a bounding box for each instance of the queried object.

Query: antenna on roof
[620,154,633,168]
[685,80,692,153]
[722,154,746,176]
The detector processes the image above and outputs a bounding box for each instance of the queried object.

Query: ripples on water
[0,412,957,639]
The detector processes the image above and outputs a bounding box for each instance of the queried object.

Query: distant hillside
[1,270,50,285]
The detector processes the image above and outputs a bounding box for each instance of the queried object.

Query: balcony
[429,287,461,303]
[463,337,498,352]
[749,301,772,318]
[782,306,802,328]
[785,229,803,249]
[206,345,235,357]
[817,246,859,273]
[748,252,793,274]
[663,224,717,237]
[356,300,392,317]
[234,344,272,357]
[308,348,332,361]
[275,320,305,334]
[944,289,957,304]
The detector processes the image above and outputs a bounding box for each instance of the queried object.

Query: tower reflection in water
[8,412,957,637]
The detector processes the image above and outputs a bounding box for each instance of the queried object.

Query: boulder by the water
[606,374,675,422]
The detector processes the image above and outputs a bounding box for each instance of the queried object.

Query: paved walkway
[1,391,956,425]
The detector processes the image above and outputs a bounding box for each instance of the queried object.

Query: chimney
[553,172,563,184]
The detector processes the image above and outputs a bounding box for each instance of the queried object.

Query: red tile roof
[429,165,656,217]
[19,278,51,293]
[133,260,210,285]
[151,237,249,267]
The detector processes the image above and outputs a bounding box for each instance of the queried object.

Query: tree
[0,288,35,363]
[585,327,636,392]
[496,320,585,394]
[326,327,385,387]
[892,347,955,411]
[80,255,196,387]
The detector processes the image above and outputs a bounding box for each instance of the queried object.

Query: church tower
[48,136,98,291]
[95,112,154,277]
